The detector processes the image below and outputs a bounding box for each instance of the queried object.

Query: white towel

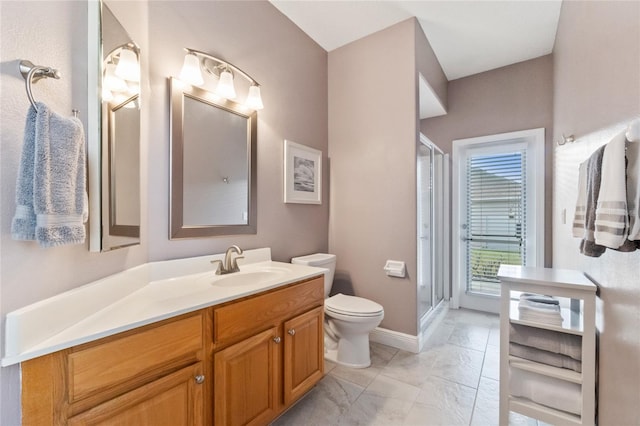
[11,105,38,240]
[33,102,87,247]
[594,130,632,249]
[572,161,588,238]
[627,120,640,240]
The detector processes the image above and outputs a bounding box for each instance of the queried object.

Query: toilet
[291,253,384,368]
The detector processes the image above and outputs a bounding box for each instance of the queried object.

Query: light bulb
[101,87,113,103]
[215,70,236,99]
[127,81,140,95]
[245,85,264,110]
[115,48,140,82]
[104,63,128,92]
[179,53,203,86]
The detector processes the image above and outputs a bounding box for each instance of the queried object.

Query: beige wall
[0,2,327,424]
[414,23,447,112]
[421,55,554,267]
[0,3,148,423]
[552,1,640,423]
[146,1,329,263]
[329,19,420,336]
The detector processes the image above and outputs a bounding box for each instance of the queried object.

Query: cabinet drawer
[213,277,323,345]
[67,313,204,403]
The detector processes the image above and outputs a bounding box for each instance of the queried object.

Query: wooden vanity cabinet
[21,310,212,426]
[19,275,324,426]
[211,276,325,426]
[283,305,324,405]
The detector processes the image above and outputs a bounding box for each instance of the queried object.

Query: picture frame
[283,140,322,204]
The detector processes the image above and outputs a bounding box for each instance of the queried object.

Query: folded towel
[520,293,560,305]
[594,130,635,251]
[510,342,582,372]
[518,299,563,326]
[572,161,588,238]
[11,105,38,240]
[509,368,582,415]
[580,145,607,257]
[33,102,87,247]
[510,323,582,360]
[518,312,563,327]
[627,135,640,241]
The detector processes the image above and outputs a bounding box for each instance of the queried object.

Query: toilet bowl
[291,253,384,368]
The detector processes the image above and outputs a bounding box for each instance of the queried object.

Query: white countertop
[2,248,325,366]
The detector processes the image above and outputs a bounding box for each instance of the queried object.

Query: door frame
[451,128,545,312]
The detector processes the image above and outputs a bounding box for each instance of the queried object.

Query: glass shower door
[417,142,433,319]
[418,136,445,324]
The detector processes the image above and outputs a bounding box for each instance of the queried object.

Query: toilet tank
[291,253,336,298]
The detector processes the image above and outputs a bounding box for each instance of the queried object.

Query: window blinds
[466,151,526,295]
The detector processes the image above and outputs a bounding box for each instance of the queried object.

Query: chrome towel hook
[19,59,61,112]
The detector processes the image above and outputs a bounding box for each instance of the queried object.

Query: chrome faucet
[211,245,244,275]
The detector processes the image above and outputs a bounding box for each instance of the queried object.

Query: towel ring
[19,60,61,113]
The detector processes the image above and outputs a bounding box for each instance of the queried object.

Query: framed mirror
[108,94,140,238]
[88,1,141,251]
[169,77,257,239]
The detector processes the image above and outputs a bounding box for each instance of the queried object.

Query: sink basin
[201,267,290,288]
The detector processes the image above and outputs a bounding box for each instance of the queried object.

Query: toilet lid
[325,293,384,317]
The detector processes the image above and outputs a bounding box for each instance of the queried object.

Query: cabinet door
[68,363,205,426]
[214,326,279,426]
[283,306,324,404]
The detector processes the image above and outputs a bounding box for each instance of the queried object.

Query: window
[466,151,526,295]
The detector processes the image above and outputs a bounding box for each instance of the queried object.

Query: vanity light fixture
[104,63,128,93]
[115,47,140,82]
[216,68,237,99]
[179,53,204,86]
[103,44,141,105]
[179,48,264,110]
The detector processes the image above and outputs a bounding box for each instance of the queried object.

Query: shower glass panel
[433,153,444,305]
[417,143,433,320]
[417,136,445,325]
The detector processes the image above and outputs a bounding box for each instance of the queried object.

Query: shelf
[498,265,597,293]
[509,396,582,425]
[499,266,597,426]
[509,356,582,384]
[509,300,583,335]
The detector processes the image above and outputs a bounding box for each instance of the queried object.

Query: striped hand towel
[594,130,635,250]
[627,120,640,241]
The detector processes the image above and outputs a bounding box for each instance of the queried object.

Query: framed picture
[283,140,322,204]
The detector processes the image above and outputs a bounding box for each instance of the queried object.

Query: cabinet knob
[194,375,205,384]
[273,336,281,344]
[287,329,296,336]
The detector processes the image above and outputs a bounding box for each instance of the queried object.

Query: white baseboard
[371,301,451,354]
[370,327,420,353]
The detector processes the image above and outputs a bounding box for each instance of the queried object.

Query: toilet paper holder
[384,260,406,278]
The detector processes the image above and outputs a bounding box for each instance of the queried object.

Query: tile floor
[273,307,548,426]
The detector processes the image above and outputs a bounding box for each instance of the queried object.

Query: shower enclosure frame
[417,134,449,342]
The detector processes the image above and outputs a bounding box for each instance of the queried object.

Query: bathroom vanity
[3,249,325,425]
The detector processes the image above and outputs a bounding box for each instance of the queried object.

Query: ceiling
[270,0,562,81]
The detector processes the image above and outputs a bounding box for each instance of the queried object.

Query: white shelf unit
[498,265,597,426]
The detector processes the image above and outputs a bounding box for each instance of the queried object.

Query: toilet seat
[325,293,384,318]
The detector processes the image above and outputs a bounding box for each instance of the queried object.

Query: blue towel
[11,105,38,240]
[12,102,87,247]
